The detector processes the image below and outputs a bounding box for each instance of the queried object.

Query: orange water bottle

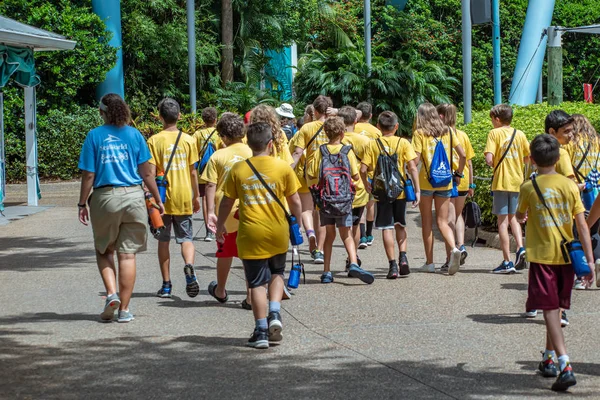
[145,192,165,232]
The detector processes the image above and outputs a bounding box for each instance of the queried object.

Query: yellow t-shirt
[355,122,382,139]
[412,129,460,191]
[517,173,585,265]
[564,141,598,181]
[292,120,327,186]
[288,134,309,193]
[342,133,371,208]
[200,142,253,233]
[451,129,475,191]
[556,148,575,178]
[223,156,301,259]
[147,130,198,215]
[272,133,294,165]
[193,127,219,184]
[484,127,530,192]
[363,136,417,200]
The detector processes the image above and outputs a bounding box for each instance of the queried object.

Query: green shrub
[458,102,600,226]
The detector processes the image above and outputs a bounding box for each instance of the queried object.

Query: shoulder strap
[574,142,591,183]
[450,129,454,175]
[492,128,517,184]
[198,129,217,158]
[245,159,292,222]
[305,125,324,151]
[340,144,352,156]
[377,138,406,185]
[164,130,183,178]
[531,176,568,242]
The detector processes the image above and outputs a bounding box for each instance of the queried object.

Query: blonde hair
[304,105,315,123]
[572,114,598,146]
[414,103,448,137]
[436,103,457,129]
[250,105,285,155]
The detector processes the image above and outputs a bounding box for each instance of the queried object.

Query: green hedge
[457,102,600,226]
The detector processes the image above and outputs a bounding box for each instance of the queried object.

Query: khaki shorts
[90,185,148,254]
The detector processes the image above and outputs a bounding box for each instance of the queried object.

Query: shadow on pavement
[467,313,545,326]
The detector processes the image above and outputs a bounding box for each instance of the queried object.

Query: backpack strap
[164,130,183,180]
[245,159,293,224]
[377,138,407,186]
[491,128,517,187]
[340,144,352,156]
[574,142,591,183]
[197,128,217,174]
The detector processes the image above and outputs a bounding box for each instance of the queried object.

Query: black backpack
[462,201,481,247]
[314,144,356,216]
[372,138,404,203]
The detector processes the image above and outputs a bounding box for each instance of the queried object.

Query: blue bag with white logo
[426,137,452,188]
[198,129,217,175]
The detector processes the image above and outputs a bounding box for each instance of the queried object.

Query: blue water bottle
[287,247,302,289]
[566,240,591,277]
[582,181,596,211]
[289,216,304,246]
[451,180,459,198]
[156,173,168,204]
[404,178,416,202]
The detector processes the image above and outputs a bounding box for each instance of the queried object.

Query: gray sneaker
[204,232,216,242]
[100,294,120,321]
[117,310,135,323]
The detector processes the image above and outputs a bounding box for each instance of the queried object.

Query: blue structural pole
[508,0,555,106]
[492,0,501,105]
[92,0,125,100]
[462,0,472,124]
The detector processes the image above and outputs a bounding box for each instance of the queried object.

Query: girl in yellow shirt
[412,103,466,276]
[249,105,294,165]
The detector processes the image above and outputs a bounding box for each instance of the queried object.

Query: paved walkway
[1,183,599,399]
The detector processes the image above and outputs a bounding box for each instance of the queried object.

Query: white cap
[275,103,295,119]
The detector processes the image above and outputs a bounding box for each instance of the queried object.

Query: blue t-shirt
[78,125,151,188]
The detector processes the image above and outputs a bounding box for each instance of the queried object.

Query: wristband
[469,184,476,189]
[453,171,464,179]
[77,203,86,208]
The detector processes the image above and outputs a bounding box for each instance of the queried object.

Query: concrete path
[1,183,599,399]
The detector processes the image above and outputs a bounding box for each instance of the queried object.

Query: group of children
[141,94,599,391]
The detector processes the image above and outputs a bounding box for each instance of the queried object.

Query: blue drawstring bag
[427,139,452,188]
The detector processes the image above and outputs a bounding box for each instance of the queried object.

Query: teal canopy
[0,45,39,88]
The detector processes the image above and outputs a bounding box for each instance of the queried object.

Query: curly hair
[250,105,285,155]
[304,105,315,122]
[572,113,598,146]
[201,107,218,125]
[413,103,448,138]
[323,117,345,140]
[217,112,245,139]
[100,93,131,127]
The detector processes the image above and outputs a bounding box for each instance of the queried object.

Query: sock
[543,349,556,362]
[256,318,268,330]
[306,229,316,239]
[269,301,281,313]
[360,223,366,238]
[558,355,570,371]
[366,221,374,237]
[163,280,172,287]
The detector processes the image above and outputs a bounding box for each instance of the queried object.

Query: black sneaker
[247,328,269,349]
[551,365,576,391]
[561,310,569,327]
[515,247,527,270]
[268,312,283,342]
[156,284,172,298]
[387,261,399,279]
[399,255,410,277]
[184,264,200,298]
[539,357,559,378]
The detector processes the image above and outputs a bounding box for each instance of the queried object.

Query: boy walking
[361,111,420,278]
[193,107,220,241]
[216,122,302,348]
[147,98,201,298]
[516,134,595,391]
[307,117,375,284]
[204,113,253,306]
[484,104,530,273]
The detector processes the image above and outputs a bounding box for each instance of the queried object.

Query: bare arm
[516,210,527,223]
[575,212,596,285]
[78,171,95,225]
[190,165,200,213]
[215,196,236,241]
[587,196,600,228]
[205,182,218,231]
[485,152,494,168]
[407,158,420,207]
[286,192,302,223]
[138,162,164,213]
[455,144,467,174]
[292,146,304,168]
[468,159,475,197]
[360,163,371,192]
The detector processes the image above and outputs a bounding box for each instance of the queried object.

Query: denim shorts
[492,191,519,215]
[421,189,453,198]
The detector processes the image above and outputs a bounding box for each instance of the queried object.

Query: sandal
[241,298,252,310]
[207,281,228,303]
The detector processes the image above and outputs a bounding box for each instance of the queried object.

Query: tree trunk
[221,0,234,84]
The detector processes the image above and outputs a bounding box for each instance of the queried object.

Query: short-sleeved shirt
[556,148,575,179]
[292,120,327,186]
[306,143,360,182]
[200,142,253,233]
[484,127,530,192]
[517,173,585,265]
[272,132,294,165]
[78,125,151,188]
[564,141,598,181]
[412,129,460,191]
[147,130,199,215]
[363,136,417,200]
[288,133,309,193]
[223,156,301,259]
[342,132,371,207]
[355,122,382,139]
[451,129,475,191]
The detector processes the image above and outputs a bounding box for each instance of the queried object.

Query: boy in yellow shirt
[516,134,594,392]
[204,113,253,306]
[307,117,375,284]
[193,107,220,242]
[484,104,530,274]
[147,98,200,298]
[216,122,302,348]
[361,111,420,278]
[545,110,576,180]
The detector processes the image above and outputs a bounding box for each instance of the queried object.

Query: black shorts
[198,183,206,197]
[375,199,407,229]
[352,206,365,226]
[457,191,468,197]
[242,253,287,288]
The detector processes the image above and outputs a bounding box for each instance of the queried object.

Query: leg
[383,229,395,261]
[323,225,336,273]
[117,252,137,311]
[339,226,358,264]
[202,196,212,235]
[316,214,327,252]
[454,196,468,247]
[497,215,511,261]
[96,248,117,295]
[544,309,567,356]
[299,192,316,250]
[419,195,435,264]
[445,199,457,261]
[251,286,268,321]
[434,195,456,251]
[509,214,524,249]
[181,242,195,265]
[396,226,407,253]
[215,257,233,299]
[158,241,171,282]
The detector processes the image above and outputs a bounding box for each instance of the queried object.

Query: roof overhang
[0,15,76,51]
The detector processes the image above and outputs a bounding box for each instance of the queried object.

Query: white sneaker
[448,248,461,276]
[595,259,600,288]
[574,280,587,290]
[420,263,435,273]
[524,309,538,318]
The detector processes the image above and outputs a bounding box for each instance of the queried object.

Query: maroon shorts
[198,183,206,197]
[216,231,238,258]
[526,262,574,311]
